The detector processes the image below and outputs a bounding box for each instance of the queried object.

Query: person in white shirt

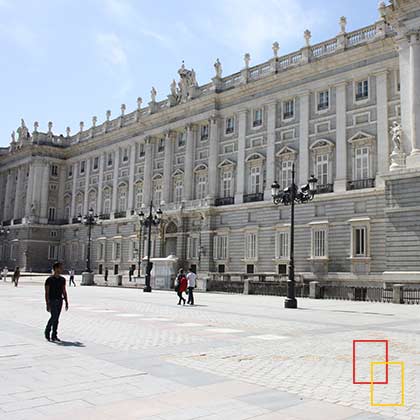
[68,269,76,287]
[186,268,197,305]
[2,267,8,282]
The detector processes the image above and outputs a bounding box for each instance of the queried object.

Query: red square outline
[352,340,389,385]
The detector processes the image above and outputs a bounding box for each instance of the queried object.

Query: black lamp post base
[143,285,152,293]
[284,297,298,309]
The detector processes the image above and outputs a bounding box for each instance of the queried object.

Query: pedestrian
[2,266,8,282]
[104,267,109,283]
[12,267,20,287]
[69,268,76,287]
[175,268,187,305]
[129,266,133,282]
[186,267,197,305]
[44,261,68,342]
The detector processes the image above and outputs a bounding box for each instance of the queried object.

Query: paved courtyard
[0,277,418,420]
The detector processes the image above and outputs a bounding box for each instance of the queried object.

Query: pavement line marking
[181,323,202,327]
[247,334,288,340]
[115,313,142,317]
[205,328,244,334]
[90,310,118,313]
[142,318,171,322]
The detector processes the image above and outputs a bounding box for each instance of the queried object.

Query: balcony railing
[316,184,334,194]
[347,178,375,191]
[355,92,368,101]
[114,211,127,219]
[72,217,79,224]
[283,112,294,119]
[13,218,22,225]
[252,120,263,127]
[243,193,264,203]
[49,219,69,225]
[215,197,235,206]
[317,103,329,111]
[2,220,11,226]
[99,213,110,220]
[225,127,234,134]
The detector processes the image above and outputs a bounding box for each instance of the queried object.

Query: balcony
[243,193,264,203]
[2,220,11,226]
[316,184,334,194]
[225,127,234,135]
[114,211,127,219]
[317,103,329,111]
[215,197,235,206]
[72,217,80,224]
[13,218,22,225]
[347,178,375,191]
[252,120,263,128]
[49,219,69,225]
[283,112,294,119]
[99,213,110,220]
[355,93,368,101]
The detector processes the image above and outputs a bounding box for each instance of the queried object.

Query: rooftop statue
[17,119,30,141]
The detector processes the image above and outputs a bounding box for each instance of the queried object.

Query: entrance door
[164,237,177,257]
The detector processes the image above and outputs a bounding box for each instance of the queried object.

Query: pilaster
[127,143,136,213]
[57,165,66,220]
[162,131,175,205]
[375,70,389,186]
[97,153,105,215]
[13,167,24,220]
[111,148,120,214]
[334,82,348,192]
[39,163,50,222]
[208,116,220,202]
[264,102,277,200]
[143,137,154,206]
[83,158,91,214]
[234,110,247,204]
[299,93,310,186]
[70,162,78,219]
[183,124,196,201]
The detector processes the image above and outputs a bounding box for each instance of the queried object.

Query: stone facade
[1,1,420,283]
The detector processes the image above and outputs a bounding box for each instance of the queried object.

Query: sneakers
[51,336,61,342]
[44,331,50,341]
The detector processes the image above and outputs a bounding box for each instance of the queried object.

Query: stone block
[81,272,95,286]
[309,281,321,299]
[392,283,404,304]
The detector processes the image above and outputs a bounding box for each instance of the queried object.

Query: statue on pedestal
[389,121,405,171]
[214,58,222,78]
[390,121,402,152]
[17,119,30,142]
[150,87,157,103]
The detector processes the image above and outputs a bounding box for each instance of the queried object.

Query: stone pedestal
[390,150,406,171]
[81,272,95,286]
[392,284,404,304]
[149,255,178,290]
[309,281,321,299]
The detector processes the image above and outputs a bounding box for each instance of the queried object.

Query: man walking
[2,266,8,282]
[68,268,76,287]
[186,267,196,305]
[44,262,68,342]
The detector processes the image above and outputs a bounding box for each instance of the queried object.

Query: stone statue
[390,121,402,152]
[33,121,39,133]
[339,16,347,33]
[30,202,37,216]
[48,121,53,133]
[304,29,312,47]
[106,110,111,121]
[244,53,251,69]
[17,119,29,141]
[272,42,280,58]
[151,87,157,102]
[79,121,84,132]
[214,58,222,78]
[11,131,16,143]
[191,69,198,86]
[170,79,177,97]
[120,104,126,115]
[92,116,97,127]
[137,97,142,110]
[66,127,71,137]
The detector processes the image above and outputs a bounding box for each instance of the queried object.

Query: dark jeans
[69,276,76,286]
[45,299,63,337]
[187,287,194,305]
[177,290,186,304]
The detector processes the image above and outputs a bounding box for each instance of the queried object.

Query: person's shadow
[52,340,85,347]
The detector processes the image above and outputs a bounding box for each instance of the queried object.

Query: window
[317,90,329,111]
[283,99,294,119]
[174,179,183,203]
[354,226,367,257]
[107,153,113,166]
[113,242,121,260]
[178,132,186,147]
[118,186,127,212]
[153,181,162,205]
[135,183,143,210]
[275,231,289,259]
[225,117,235,134]
[48,207,56,221]
[249,166,262,194]
[188,237,199,259]
[223,144,234,154]
[49,184,58,191]
[245,232,257,260]
[138,143,145,157]
[68,166,73,178]
[354,147,369,180]
[200,124,209,140]
[355,79,369,101]
[280,160,293,190]
[158,138,165,152]
[103,188,111,214]
[253,108,263,127]
[50,231,57,238]
[315,154,329,186]
[93,157,99,170]
[312,229,327,258]
[80,161,86,174]
[48,245,58,260]
[214,235,228,260]
[64,206,70,220]
[222,170,233,198]
[122,148,129,162]
[196,173,208,199]
[51,165,58,177]
[97,242,105,260]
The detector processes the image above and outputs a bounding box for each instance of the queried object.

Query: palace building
[1,0,420,285]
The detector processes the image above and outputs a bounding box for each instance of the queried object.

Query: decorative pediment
[152,173,163,180]
[172,168,184,177]
[193,163,208,173]
[348,131,375,147]
[245,152,265,163]
[309,138,335,150]
[218,158,236,168]
[276,146,297,160]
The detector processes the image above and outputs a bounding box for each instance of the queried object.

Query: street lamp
[77,208,99,273]
[271,163,317,309]
[0,227,10,236]
[138,201,162,292]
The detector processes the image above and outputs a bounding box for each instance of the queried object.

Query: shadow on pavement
[53,341,85,347]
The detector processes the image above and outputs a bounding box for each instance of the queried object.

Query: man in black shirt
[44,262,69,342]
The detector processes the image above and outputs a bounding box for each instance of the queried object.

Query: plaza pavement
[0,276,418,420]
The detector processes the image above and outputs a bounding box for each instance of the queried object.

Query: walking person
[104,267,109,283]
[68,269,76,287]
[2,266,8,282]
[186,267,196,305]
[175,269,187,305]
[44,261,68,342]
[12,267,20,287]
[128,266,133,282]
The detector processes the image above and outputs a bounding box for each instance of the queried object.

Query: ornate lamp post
[0,227,10,237]
[138,201,162,292]
[271,164,317,309]
[77,208,99,273]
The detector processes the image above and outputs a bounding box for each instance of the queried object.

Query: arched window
[118,184,127,212]
[103,187,111,215]
[134,182,143,210]
[88,190,97,213]
[194,165,208,200]
[153,176,162,206]
[76,192,83,216]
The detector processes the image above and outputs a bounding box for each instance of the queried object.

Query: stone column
[3,171,11,221]
[264,102,277,201]
[299,92,310,186]
[127,143,136,213]
[39,163,50,221]
[162,131,175,205]
[406,32,420,168]
[25,165,34,218]
[57,165,66,220]
[13,167,24,220]
[111,148,120,214]
[97,153,105,215]
[143,137,153,206]
[334,82,347,192]
[208,116,220,203]
[183,124,196,201]
[70,162,78,219]
[235,109,247,204]
[375,71,389,185]
[83,158,91,214]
